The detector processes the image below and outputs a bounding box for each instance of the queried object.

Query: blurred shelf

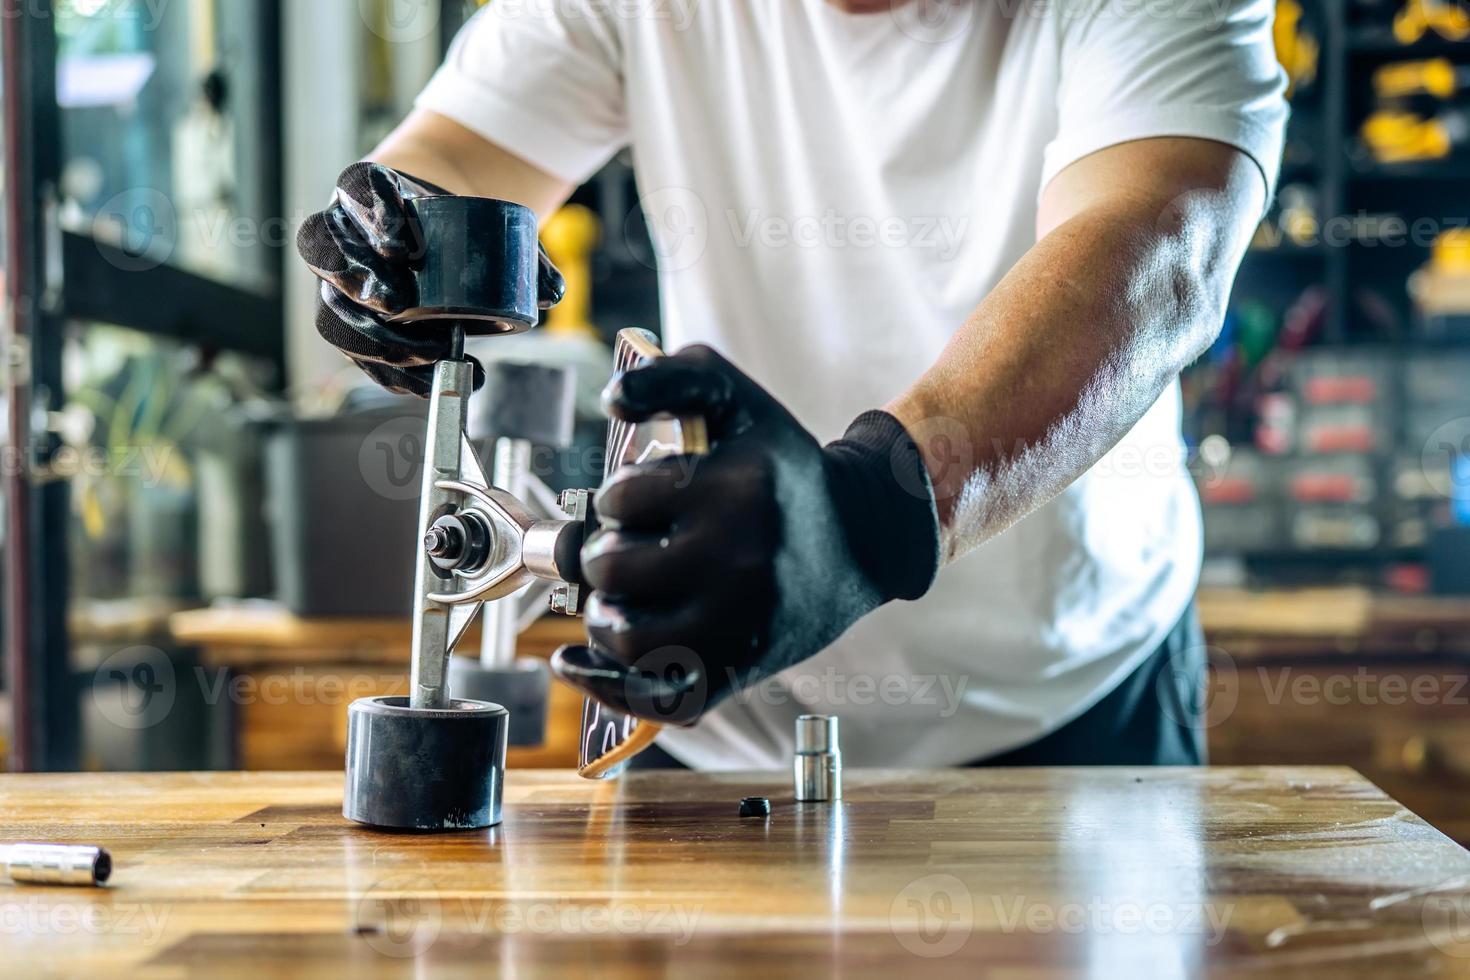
[168,602,588,770]
[1349,159,1470,181]
[1199,585,1470,658]
[1347,30,1470,57]
[70,597,192,647]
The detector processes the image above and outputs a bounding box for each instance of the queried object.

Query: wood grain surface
[3,768,1470,977]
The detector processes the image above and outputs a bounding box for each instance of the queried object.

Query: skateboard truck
[446,360,577,750]
[343,196,706,830]
[343,196,566,831]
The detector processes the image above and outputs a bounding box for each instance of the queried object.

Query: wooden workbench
[3,768,1470,977]
[163,593,1470,845]
[1196,588,1470,843]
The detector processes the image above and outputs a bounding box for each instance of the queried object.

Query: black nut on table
[739,797,772,818]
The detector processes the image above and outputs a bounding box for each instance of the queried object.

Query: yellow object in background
[1433,228,1470,274]
[1374,58,1466,99]
[1274,0,1319,98]
[1360,109,1460,162]
[1393,0,1470,44]
[1411,229,1470,316]
[541,205,602,341]
[1278,185,1320,246]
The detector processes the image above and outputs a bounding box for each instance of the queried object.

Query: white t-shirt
[419,0,1288,768]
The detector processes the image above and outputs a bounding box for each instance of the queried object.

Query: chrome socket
[2,844,112,886]
[794,714,841,802]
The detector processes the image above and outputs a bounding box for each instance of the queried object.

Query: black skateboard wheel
[393,196,540,336]
[343,696,508,831]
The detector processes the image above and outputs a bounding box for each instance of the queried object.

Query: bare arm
[368,108,572,221]
[887,137,1265,561]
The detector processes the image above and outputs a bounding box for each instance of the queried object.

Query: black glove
[295,162,566,397]
[551,345,942,726]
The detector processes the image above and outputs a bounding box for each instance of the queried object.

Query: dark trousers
[630,603,1207,770]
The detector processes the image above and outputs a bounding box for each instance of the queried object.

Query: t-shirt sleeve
[415,2,627,186]
[1044,0,1290,203]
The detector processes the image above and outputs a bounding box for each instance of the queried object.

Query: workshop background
[2,0,1470,835]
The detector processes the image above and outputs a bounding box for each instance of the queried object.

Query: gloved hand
[551,345,942,726]
[295,162,565,397]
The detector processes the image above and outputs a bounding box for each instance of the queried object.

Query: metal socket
[794,714,841,802]
[3,844,112,886]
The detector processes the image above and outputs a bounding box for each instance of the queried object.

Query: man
[299,0,1287,769]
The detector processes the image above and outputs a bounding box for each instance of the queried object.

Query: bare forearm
[368,109,571,220]
[889,175,1256,561]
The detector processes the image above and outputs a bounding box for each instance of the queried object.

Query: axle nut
[425,513,491,574]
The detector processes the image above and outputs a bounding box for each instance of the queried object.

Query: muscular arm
[368,108,572,220]
[887,137,1265,561]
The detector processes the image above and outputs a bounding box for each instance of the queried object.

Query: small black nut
[426,512,491,575]
[739,796,771,818]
